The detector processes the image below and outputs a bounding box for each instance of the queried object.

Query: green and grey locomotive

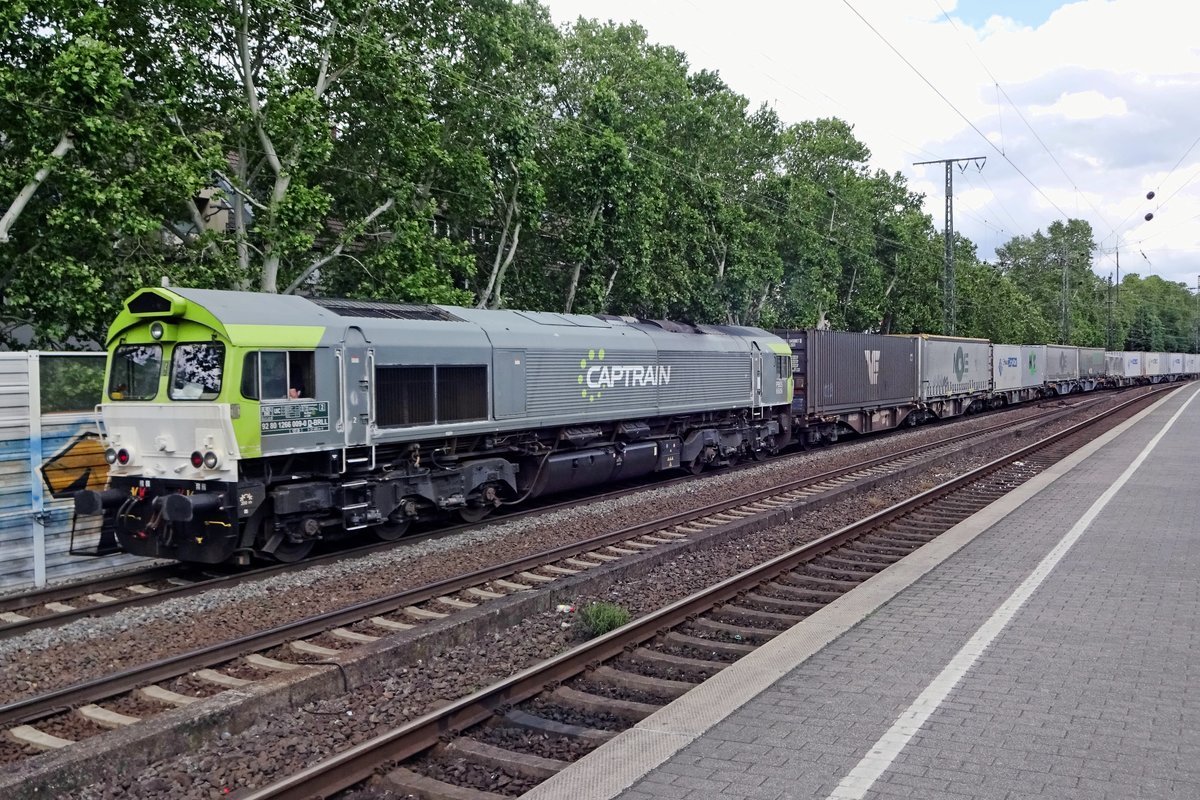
[74,288,795,564]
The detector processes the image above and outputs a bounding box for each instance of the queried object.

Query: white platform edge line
[520,387,1188,800]
[827,384,1200,800]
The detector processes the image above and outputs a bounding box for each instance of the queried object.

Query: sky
[541,0,1200,290]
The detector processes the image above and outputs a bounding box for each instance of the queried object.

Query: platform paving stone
[611,386,1200,799]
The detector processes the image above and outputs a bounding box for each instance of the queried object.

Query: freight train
[73,288,1195,565]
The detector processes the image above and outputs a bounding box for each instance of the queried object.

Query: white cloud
[1030,90,1128,120]
[541,0,1200,286]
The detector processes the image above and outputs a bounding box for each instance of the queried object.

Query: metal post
[944,163,954,335]
[1060,244,1070,344]
[1106,275,1113,351]
[913,156,986,336]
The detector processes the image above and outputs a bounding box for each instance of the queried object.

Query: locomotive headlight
[116,448,131,465]
[104,448,118,465]
[190,451,204,468]
[203,451,219,469]
[149,321,165,340]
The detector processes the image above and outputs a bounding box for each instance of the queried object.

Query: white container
[1105,351,1144,379]
[1145,353,1168,377]
[993,344,1044,390]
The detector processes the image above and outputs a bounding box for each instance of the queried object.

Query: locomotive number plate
[260,401,331,435]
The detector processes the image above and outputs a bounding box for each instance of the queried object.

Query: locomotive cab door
[338,326,374,451]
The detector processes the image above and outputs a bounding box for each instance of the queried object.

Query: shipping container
[1187,354,1199,374]
[1105,351,1143,379]
[1044,345,1080,382]
[1168,352,1185,374]
[1078,347,1106,378]
[799,330,919,416]
[993,344,1044,391]
[1145,353,1168,377]
[915,335,992,400]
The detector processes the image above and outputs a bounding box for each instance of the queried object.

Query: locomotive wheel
[458,504,493,524]
[270,537,315,563]
[688,458,706,475]
[374,517,412,541]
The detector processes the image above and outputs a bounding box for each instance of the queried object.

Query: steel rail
[0,396,1085,728]
[0,390,1115,639]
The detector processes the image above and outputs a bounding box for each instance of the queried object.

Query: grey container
[1045,345,1080,381]
[798,330,918,416]
[915,335,992,400]
[1078,347,1106,377]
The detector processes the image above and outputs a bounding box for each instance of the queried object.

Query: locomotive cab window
[109,344,162,400]
[169,342,225,400]
[242,351,315,400]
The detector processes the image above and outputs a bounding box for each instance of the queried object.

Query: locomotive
[74,288,795,564]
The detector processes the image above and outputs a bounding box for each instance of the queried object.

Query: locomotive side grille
[376,366,434,427]
[436,365,488,422]
[375,365,487,427]
[311,298,465,322]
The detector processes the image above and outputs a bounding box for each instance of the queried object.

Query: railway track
[224,386,1169,800]
[0,393,1111,641]
[0,394,1108,755]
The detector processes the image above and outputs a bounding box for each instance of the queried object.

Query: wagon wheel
[458,504,494,524]
[374,516,412,542]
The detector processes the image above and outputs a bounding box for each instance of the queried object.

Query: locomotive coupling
[156,492,225,522]
[74,488,128,516]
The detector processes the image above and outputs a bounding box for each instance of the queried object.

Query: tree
[994,219,1104,346]
[0,1,233,346]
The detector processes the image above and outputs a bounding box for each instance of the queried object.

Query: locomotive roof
[119,288,775,344]
[170,288,344,326]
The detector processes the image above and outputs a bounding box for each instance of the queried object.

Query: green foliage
[39,354,105,412]
[4,1,1192,353]
[577,601,631,638]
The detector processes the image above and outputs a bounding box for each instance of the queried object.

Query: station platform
[525,383,1200,800]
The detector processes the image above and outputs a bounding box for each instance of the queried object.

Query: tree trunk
[477,179,520,308]
[563,262,583,314]
[488,222,521,309]
[601,261,621,311]
[238,7,336,292]
[0,132,74,244]
[563,201,602,314]
[234,144,251,286]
